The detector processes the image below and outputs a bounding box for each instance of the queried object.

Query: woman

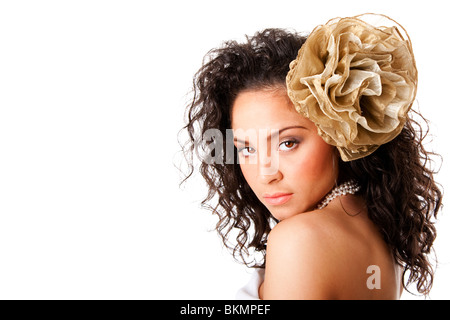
[181,14,442,299]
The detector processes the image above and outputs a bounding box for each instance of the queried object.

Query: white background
[0,0,448,299]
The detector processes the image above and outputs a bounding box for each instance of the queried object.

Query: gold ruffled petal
[286,14,418,161]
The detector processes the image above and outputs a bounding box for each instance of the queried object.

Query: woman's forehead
[230,89,310,130]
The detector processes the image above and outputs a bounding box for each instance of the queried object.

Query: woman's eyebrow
[233,125,307,144]
[271,125,307,138]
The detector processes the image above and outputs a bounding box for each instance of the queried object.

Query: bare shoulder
[269,208,338,239]
[263,209,345,299]
[267,207,349,254]
[262,205,400,299]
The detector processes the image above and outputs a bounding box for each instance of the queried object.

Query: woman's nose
[257,155,282,184]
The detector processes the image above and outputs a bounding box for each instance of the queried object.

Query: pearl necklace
[316,180,361,210]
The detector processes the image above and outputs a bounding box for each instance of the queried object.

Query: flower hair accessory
[286,14,418,161]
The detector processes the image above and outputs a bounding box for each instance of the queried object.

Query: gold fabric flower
[286,14,418,161]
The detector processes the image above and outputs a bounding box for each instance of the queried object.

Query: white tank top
[235,268,265,300]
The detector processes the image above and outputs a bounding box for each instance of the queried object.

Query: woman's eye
[238,146,256,156]
[279,140,298,151]
[242,147,256,156]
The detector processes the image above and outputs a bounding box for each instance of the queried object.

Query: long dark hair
[180,28,443,295]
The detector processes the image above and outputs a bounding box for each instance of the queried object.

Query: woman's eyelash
[279,138,300,148]
[236,146,248,152]
[235,138,301,154]
[237,146,255,153]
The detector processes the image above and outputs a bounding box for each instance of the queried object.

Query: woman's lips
[262,193,293,205]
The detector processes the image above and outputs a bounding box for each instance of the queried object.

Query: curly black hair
[180,28,443,295]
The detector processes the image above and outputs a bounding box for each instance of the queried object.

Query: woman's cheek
[239,162,257,189]
[291,139,335,181]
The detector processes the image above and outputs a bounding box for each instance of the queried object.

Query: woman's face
[231,88,338,221]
